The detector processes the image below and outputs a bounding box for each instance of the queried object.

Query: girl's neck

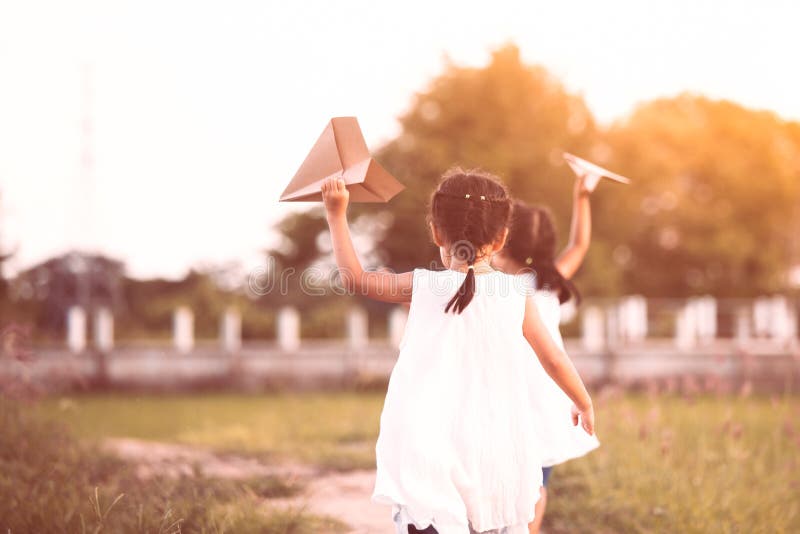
[448,258,494,274]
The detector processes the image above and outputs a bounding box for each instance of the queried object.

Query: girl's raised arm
[522,295,595,435]
[555,176,592,280]
[321,176,413,303]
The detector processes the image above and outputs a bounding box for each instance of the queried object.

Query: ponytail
[445,264,477,314]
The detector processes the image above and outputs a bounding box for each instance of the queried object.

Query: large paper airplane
[279,117,405,202]
[563,152,631,192]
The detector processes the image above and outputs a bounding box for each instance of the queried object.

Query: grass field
[32,390,800,533]
[38,392,385,471]
[1,398,348,534]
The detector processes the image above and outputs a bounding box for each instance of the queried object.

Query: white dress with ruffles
[372,269,544,534]
[525,281,600,467]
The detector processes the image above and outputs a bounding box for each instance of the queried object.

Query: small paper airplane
[563,152,631,192]
[279,117,405,202]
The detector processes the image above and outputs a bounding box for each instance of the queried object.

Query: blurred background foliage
[274,45,800,300]
[2,45,799,340]
[3,254,275,342]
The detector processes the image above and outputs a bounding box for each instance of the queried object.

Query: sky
[1,0,798,280]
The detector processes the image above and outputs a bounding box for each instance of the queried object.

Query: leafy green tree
[270,47,800,301]
[370,45,598,271]
[269,209,329,273]
[9,253,124,340]
[603,95,800,297]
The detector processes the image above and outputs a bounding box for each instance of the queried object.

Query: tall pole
[77,63,95,310]
[78,63,108,384]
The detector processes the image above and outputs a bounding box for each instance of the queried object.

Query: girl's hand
[322,176,349,219]
[574,175,591,197]
[571,404,595,436]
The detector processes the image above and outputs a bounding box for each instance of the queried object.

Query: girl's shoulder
[411,268,530,301]
[408,268,457,292]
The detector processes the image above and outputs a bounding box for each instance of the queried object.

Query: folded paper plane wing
[279,117,405,202]
[563,152,631,192]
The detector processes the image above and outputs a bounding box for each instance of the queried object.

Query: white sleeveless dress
[373,269,544,534]
[525,276,600,467]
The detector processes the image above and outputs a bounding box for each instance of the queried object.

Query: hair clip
[467,265,475,270]
[435,191,504,202]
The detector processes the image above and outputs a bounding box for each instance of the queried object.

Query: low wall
[2,339,798,392]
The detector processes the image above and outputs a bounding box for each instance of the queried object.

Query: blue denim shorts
[542,466,554,487]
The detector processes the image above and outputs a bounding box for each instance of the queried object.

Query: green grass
[32,391,800,532]
[544,392,800,533]
[36,392,384,471]
[0,399,348,534]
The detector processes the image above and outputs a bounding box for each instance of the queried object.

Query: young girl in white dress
[320,168,595,534]
[493,176,600,534]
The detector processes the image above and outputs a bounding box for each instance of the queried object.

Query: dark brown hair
[505,200,580,304]
[430,168,512,314]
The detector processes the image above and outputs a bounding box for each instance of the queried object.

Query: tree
[269,209,330,273]
[370,45,598,271]
[269,47,800,300]
[10,252,124,339]
[603,95,800,297]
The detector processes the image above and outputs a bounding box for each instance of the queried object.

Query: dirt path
[270,469,391,534]
[104,438,392,534]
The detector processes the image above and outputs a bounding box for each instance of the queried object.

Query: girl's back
[373,268,543,533]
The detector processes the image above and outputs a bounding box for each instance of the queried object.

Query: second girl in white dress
[493,175,600,534]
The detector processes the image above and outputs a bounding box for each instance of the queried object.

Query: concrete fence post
[675,302,697,350]
[67,306,87,354]
[694,296,717,344]
[618,295,647,343]
[752,297,771,338]
[173,306,194,354]
[581,306,605,352]
[769,296,792,344]
[348,307,368,350]
[220,307,242,354]
[277,306,300,352]
[93,307,114,352]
